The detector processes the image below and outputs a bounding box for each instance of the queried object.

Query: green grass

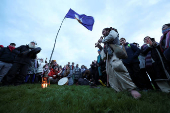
[0,84,170,113]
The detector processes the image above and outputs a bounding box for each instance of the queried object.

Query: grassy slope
[0,84,170,113]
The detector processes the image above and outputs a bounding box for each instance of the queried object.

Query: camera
[150,38,155,42]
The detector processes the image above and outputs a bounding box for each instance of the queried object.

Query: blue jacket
[122,43,140,64]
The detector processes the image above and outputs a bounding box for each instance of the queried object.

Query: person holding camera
[141,36,170,93]
[97,27,141,99]
[2,41,41,86]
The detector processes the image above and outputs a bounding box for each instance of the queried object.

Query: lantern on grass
[41,77,50,88]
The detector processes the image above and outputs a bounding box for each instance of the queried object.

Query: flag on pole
[65,8,94,31]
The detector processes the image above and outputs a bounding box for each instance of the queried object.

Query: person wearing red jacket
[48,66,62,84]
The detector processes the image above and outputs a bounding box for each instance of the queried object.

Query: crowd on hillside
[0,41,104,87]
[0,23,170,99]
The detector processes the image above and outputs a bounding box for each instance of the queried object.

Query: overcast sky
[0,0,169,68]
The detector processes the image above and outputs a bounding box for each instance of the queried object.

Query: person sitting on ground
[78,69,93,85]
[62,65,73,85]
[74,64,81,83]
[48,66,60,84]
[70,62,75,83]
[81,65,86,73]
[68,62,71,69]
[50,60,57,69]
[62,65,66,71]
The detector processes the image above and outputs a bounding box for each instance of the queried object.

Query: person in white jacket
[35,58,46,83]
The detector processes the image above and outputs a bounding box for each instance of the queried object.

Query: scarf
[141,44,152,67]
[8,45,15,52]
[160,28,170,52]
[162,27,170,34]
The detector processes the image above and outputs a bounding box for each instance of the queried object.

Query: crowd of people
[0,23,170,99]
[0,41,103,87]
[95,23,170,98]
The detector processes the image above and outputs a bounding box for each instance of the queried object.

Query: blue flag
[65,8,94,31]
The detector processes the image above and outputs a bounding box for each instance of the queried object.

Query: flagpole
[45,17,65,77]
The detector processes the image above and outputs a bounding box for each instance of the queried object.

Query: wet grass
[0,84,170,113]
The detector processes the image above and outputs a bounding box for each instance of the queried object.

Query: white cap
[30,41,37,45]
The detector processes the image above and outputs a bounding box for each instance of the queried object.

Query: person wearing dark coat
[120,38,147,90]
[160,23,170,63]
[133,42,154,90]
[2,41,40,86]
[141,36,170,93]
[0,43,18,81]
[89,60,99,85]
[78,69,93,85]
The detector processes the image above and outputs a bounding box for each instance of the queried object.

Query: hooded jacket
[122,43,140,64]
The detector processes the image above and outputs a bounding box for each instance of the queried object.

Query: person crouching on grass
[96,27,141,99]
[61,65,74,85]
